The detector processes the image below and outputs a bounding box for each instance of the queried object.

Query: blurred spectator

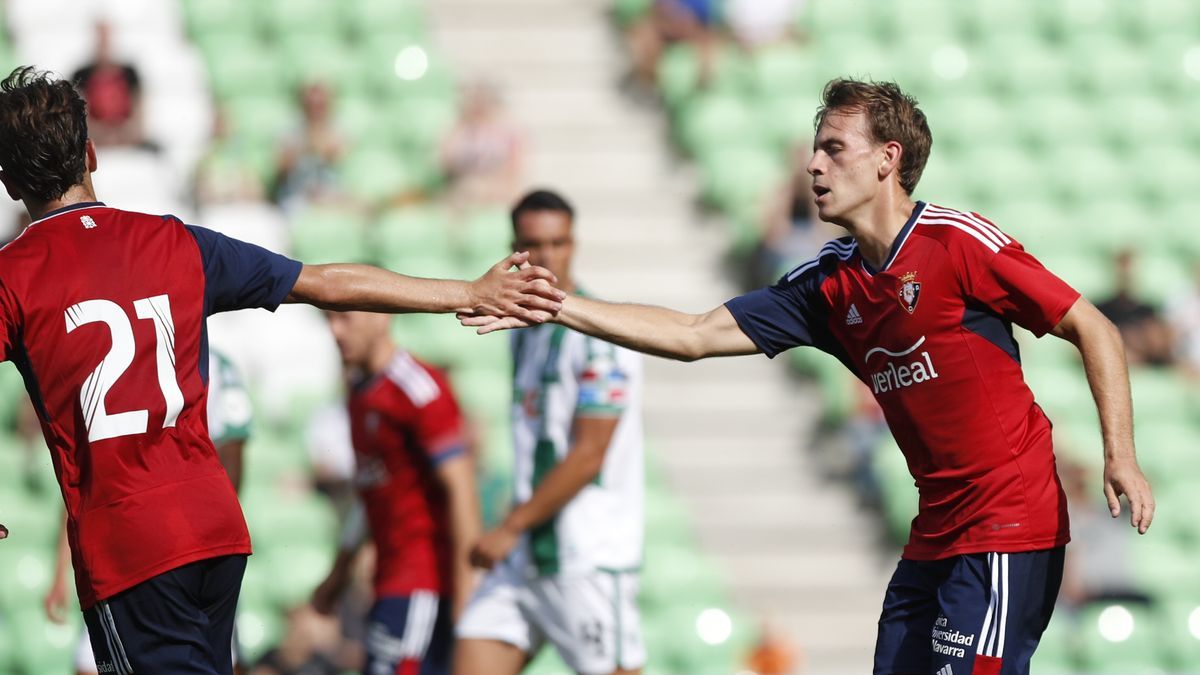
[749,145,840,288]
[440,81,524,209]
[72,21,146,149]
[1094,249,1173,367]
[249,605,342,675]
[272,82,346,212]
[724,0,802,49]
[194,107,267,205]
[625,0,718,93]
[1166,262,1200,378]
[1058,457,1149,610]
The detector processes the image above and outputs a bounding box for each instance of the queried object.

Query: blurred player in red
[312,310,481,675]
[464,78,1155,675]
[0,66,561,675]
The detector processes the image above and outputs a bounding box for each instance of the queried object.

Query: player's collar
[860,201,926,276]
[31,201,107,225]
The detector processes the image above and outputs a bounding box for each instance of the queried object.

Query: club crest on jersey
[898,271,921,314]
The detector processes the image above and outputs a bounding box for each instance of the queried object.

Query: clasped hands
[462,252,564,333]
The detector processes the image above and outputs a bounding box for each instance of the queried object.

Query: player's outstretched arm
[465,295,760,362]
[286,252,564,323]
[1051,297,1155,534]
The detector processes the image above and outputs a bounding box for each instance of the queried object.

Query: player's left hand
[1103,456,1155,534]
[468,524,520,570]
[0,523,7,540]
[466,252,565,324]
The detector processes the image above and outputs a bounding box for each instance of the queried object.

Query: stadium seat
[758,92,820,148]
[676,92,762,157]
[698,146,787,239]
[259,0,342,38]
[1029,614,1081,674]
[1160,599,1200,669]
[8,608,77,675]
[181,0,258,41]
[339,148,430,203]
[224,95,301,151]
[340,0,429,41]
[200,36,290,101]
[374,205,454,263]
[1076,602,1172,673]
[289,206,371,264]
[236,602,286,664]
[277,33,368,96]
[391,96,459,155]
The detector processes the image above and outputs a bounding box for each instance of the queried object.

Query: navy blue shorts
[874,548,1064,675]
[83,554,246,675]
[364,592,452,675]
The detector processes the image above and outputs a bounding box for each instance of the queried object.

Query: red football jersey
[348,350,466,597]
[0,202,301,607]
[727,202,1081,560]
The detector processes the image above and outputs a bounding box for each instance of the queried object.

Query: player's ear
[84,139,98,174]
[879,140,903,182]
[0,171,21,202]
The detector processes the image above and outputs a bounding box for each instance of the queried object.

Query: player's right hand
[44,578,70,624]
[466,252,564,324]
[1103,456,1155,535]
[0,523,6,540]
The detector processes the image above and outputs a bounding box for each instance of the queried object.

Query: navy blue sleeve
[186,225,303,315]
[725,268,831,359]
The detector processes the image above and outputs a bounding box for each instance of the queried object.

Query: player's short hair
[511,189,575,231]
[815,78,931,195]
[0,67,89,203]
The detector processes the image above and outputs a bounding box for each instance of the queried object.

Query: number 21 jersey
[0,202,301,608]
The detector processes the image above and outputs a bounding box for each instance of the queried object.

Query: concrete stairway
[428,2,892,672]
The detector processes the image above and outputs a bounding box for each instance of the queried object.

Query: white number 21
[64,294,185,442]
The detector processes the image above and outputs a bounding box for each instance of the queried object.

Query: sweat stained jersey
[727,202,1081,560]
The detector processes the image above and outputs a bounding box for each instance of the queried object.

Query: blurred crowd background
[0,0,1197,674]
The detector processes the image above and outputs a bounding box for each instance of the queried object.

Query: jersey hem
[83,543,252,609]
[901,535,1070,561]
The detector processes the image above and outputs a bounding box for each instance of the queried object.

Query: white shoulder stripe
[919,216,1001,253]
[921,206,1008,248]
[786,240,857,281]
[924,205,1011,246]
[386,352,439,407]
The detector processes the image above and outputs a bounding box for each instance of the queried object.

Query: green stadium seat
[758,92,821,151]
[1076,602,1171,673]
[928,95,1015,157]
[374,205,454,263]
[1043,144,1125,208]
[8,609,77,675]
[1039,0,1122,43]
[1014,95,1097,154]
[337,94,401,150]
[459,207,513,262]
[645,603,752,675]
[338,149,429,203]
[263,544,337,609]
[676,92,762,157]
[182,0,259,40]
[612,0,654,27]
[698,146,787,240]
[978,41,1073,98]
[278,34,369,96]
[1132,422,1200,489]
[450,366,511,426]
[750,44,820,96]
[289,206,371,264]
[200,36,291,101]
[1160,599,1200,669]
[259,0,342,37]
[1029,614,1080,674]
[341,0,429,41]
[392,96,459,155]
[224,95,300,149]
[1097,95,1178,153]
[364,39,457,101]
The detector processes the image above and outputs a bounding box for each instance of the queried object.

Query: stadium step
[430,2,885,672]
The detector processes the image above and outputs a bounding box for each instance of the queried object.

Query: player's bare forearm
[436,454,482,618]
[505,416,619,533]
[1051,299,1135,460]
[554,295,759,362]
[285,253,564,322]
[1051,298,1154,532]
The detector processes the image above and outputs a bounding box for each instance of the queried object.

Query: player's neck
[366,343,398,377]
[24,184,99,223]
[846,193,917,271]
